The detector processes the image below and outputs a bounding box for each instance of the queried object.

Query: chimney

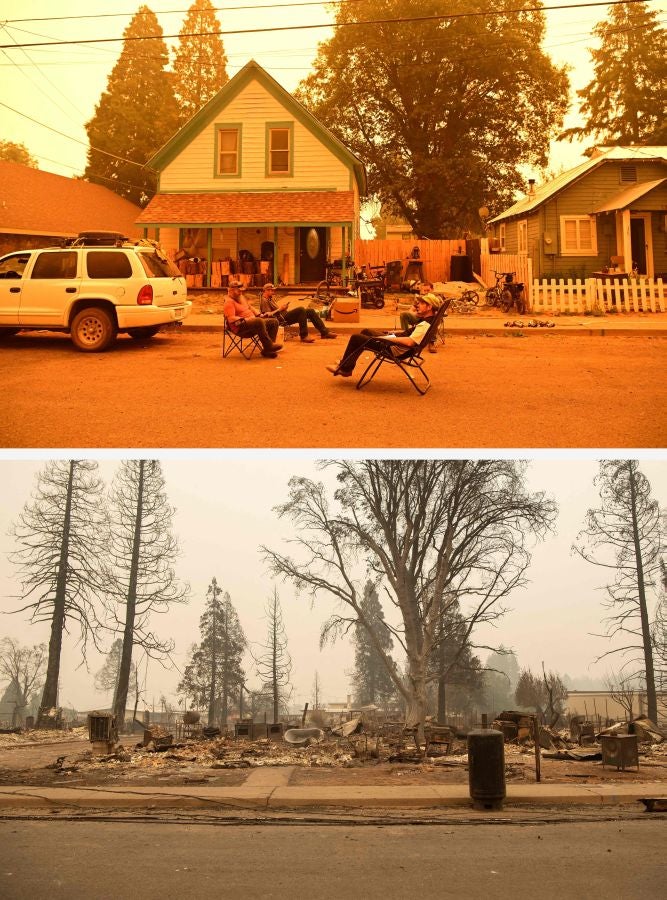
[527,178,536,196]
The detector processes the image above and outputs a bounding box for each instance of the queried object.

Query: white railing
[530,277,666,314]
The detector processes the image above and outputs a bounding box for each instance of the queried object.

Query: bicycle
[485,271,526,314]
[316,257,355,301]
[449,288,480,314]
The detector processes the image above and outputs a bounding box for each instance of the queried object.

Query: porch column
[341,226,347,285]
[206,228,212,288]
[616,210,632,272]
[273,226,278,285]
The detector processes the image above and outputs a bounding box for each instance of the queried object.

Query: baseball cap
[264,282,275,290]
[228,279,243,288]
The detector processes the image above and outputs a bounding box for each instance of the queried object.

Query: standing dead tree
[575,460,663,724]
[10,460,105,727]
[101,460,189,730]
[0,638,47,727]
[253,587,292,724]
[263,460,557,740]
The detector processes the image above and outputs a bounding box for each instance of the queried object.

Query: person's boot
[320,329,337,339]
[300,335,315,343]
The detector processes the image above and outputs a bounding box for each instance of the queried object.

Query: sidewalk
[183,308,667,338]
[0,771,664,812]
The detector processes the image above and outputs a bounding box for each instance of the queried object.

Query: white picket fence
[530,277,666,314]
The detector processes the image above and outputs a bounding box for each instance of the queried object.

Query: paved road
[1,818,664,899]
[2,330,666,448]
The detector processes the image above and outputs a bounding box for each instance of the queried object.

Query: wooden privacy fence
[355,238,469,283]
[479,253,533,301]
[531,277,666,314]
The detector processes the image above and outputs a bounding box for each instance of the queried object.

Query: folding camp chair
[356,299,450,395]
[221,317,262,359]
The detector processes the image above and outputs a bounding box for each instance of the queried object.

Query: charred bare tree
[253,587,292,723]
[430,596,484,723]
[604,671,640,721]
[0,638,47,727]
[575,461,663,723]
[102,460,189,730]
[10,460,105,726]
[263,460,557,740]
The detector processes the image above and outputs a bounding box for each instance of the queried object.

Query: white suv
[0,241,191,351]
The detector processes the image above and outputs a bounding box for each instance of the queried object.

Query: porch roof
[136,191,356,227]
[592,178,666,213]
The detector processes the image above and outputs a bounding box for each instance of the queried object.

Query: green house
[489,147,667,281]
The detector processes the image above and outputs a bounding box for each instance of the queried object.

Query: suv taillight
[137,285,153,305]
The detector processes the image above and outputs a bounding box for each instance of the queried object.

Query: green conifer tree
[352,581,399,709]
[560,1,666,146]
[172,0,229,125]
[84,5,180,205]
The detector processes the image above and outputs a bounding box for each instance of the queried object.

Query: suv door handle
[10,286,20,293]
[65,287,77,293]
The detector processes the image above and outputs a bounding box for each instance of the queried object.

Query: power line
[0,1,658,50]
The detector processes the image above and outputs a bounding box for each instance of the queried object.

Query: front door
[630,217,647,275]
[299,227,326,282]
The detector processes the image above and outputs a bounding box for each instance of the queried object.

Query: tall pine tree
[560,1,666,146]
[178,578,246,727]
[84,6,179,205]
[352,581,398,709]
[172,0,229,125]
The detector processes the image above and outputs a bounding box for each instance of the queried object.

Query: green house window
[268,127,291,175]
[217,128,239,175]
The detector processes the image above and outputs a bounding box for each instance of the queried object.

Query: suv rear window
[31,251,78,279]
[137,251,181,278]
[86,251,133,279]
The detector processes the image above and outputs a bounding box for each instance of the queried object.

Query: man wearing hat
[326,293,439,378]
[400,281,442,354]
[223,280,282,358]
[259,282,336,343]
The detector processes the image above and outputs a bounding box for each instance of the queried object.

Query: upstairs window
[560,215,597,255]
[216,126,241,177]
[266,123,293,176]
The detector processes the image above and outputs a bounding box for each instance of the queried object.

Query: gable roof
[137,191,356,227]
[592,177,666,213]
[490,146,667,224]
[0,161,143,238]
[147,59,367,195]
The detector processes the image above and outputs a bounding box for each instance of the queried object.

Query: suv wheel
[128,326,161,340]
[71,307,117,352]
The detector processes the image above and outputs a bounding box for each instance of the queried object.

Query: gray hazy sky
[0,0,650,190]
[0,456,664,712]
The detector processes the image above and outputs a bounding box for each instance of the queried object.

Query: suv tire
[128,326,161,340]
[71,306,117,352]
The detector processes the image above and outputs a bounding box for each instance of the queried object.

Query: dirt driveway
[2,330,666,448]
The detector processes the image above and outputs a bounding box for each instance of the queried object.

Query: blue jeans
[282,306,329,338]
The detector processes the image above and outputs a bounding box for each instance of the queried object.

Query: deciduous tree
[296,0,568,235]
[173,0,229,125]
[560,1,667,146]
[264,460,557,739]
[429,597,484,722]
[0,638,47,726]
[10,460,105,726]
[102,460,189,729]
[574,460,663,723]
[84,5,179,204]
[178,577,246,726]
[0,140,38,167]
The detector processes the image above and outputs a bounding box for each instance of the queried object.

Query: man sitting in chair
[400,281,442,353]
[326,294,438,378]
[259,282,337,343]
[223,280,282,359]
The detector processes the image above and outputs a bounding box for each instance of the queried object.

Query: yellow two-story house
[137,60,366,288]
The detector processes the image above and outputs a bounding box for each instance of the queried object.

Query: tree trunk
[37,461,75,727]
[113,461,144,731]
[208,592,217,727]
[629,469,657,722]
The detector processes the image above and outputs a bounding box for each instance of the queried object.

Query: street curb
[0,783,664,812]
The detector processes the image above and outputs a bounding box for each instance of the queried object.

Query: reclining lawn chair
[222,316,262,359]
[356,299,450,395]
